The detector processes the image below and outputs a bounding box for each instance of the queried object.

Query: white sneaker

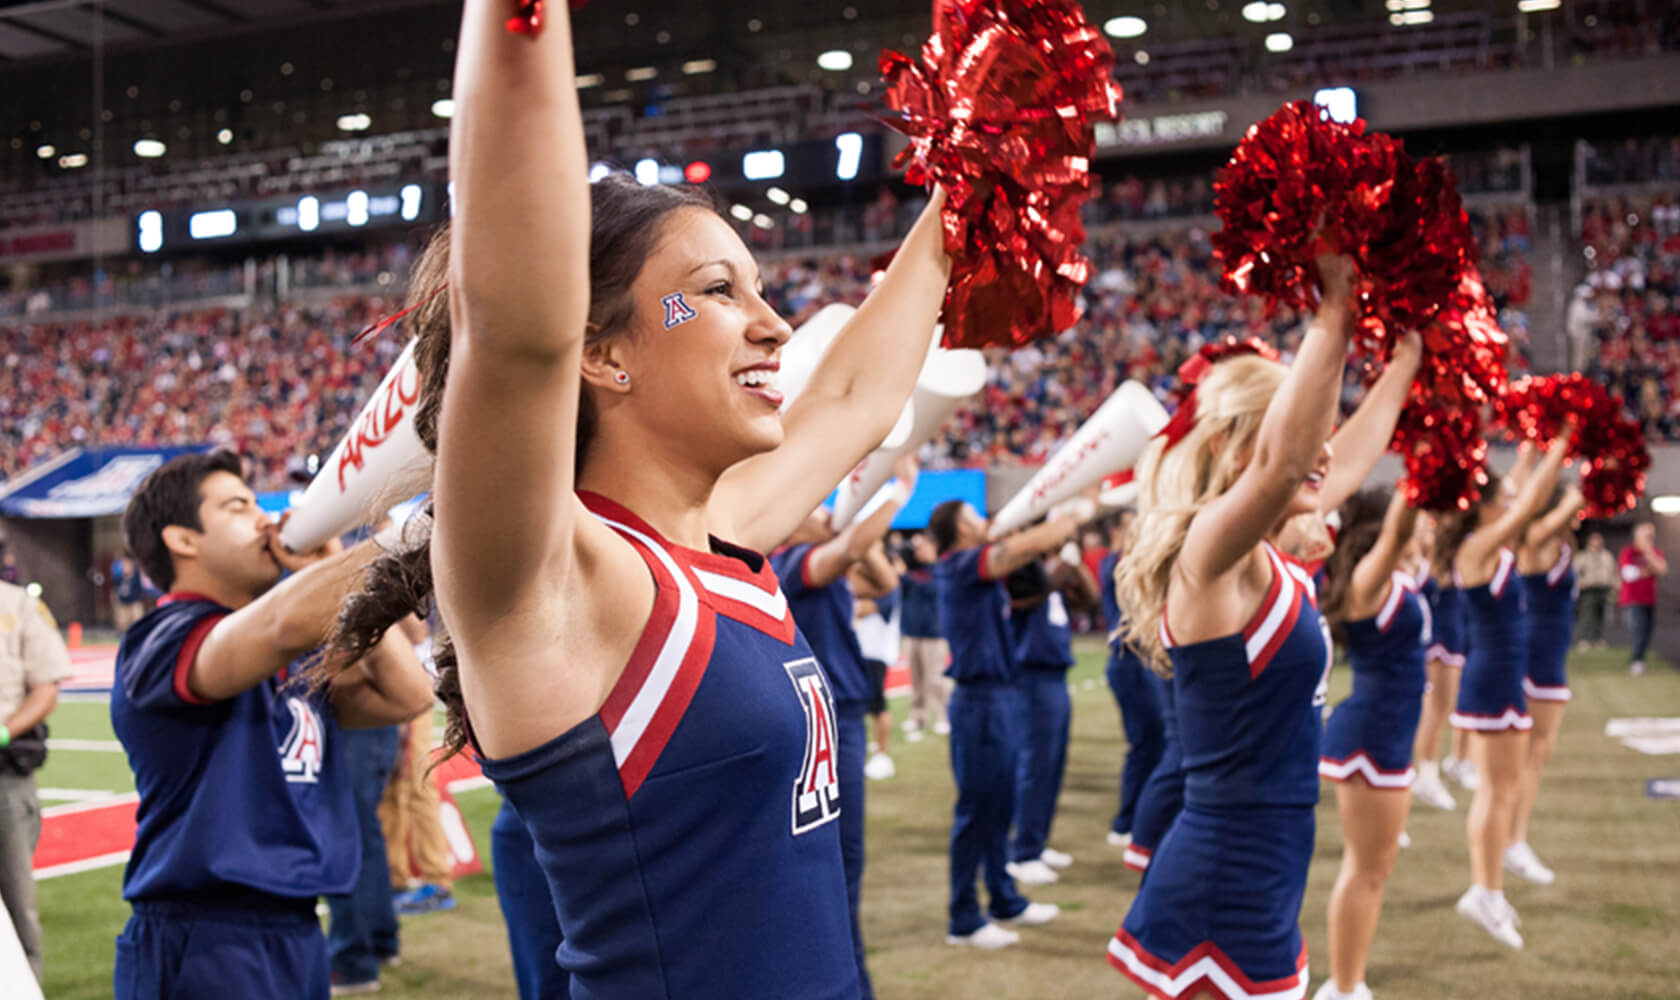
[1631,660,1647,676]
[1000,902,1060,927]
[1457,760,1481,791]
[1311,981,1372,1000]
[864,752,896,781]
[933,719,951,736]
[902,718,922,735]
[1039,847,1074,869]
[1411,765,1457,811]
[1455,887,1524,949]
[1397,830,1412,849]
[945,922,1020,949]
[1005,859,1059,886]
[1503,842,1556,885]
[1107,831,1133,848]
[906,729,926,743]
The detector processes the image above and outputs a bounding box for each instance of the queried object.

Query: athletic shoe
[395,884,456,916]
[1397,830,1412,849]
[945,923,1020,949]
[864,752,896,781]
[901,718,922,735]
[1503,842,1556,885]
[1106,831,1133,848]
[905,728,926,743]
[1445,757,1480,791]
[1631,660,1647,676]
[933,719,951,736]
[330,976,381,996]
[1039,847,1074,869]
[999,902,1060,927]
[1311,981,1372,1000]
[1005,859,1059,886]
[1455,887,1523,949]
[379,955,403,970]
[1411,764,1457,811]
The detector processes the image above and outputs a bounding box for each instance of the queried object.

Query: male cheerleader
[112,451,433,999]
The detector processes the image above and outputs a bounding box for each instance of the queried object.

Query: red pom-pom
[881,0,1122,350]
[1213,101,1477,363]
[1390,394,1490,513]
[1497,373,1649,517]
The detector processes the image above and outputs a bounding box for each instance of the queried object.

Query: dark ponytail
[1433,470,1502,578]
[1318,487,1392,641]
[328,175,718,759]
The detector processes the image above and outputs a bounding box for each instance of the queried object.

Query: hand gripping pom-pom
[506,0,586,37]
[1498,374,1649,518]
[880,0,1122,350]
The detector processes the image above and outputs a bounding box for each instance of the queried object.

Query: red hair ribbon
[352,283,449,347]
[1153,337,1280,453]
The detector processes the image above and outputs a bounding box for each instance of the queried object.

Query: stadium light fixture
[58,153,88,169]
[346,190,370,227]
[1134,50,1150,65]
[575,73,604,89]
[789,198,808,215]
[588,162,612,182]
[1650,495,1680,516]
[336,113,372,132]
[1314,86,1358,123]
[133,138,166,158]
[634,157,661,186]
[400,184,423,221]
[685,161,712,183]
[729,203,754,221]
[817,50,853,72]
[766,187,791,205]
[1242,2,1286,23]
[189,209,238,240]
[753,213,774,230]
[682,59,717,75]
[742,149,785,181]
[1389,9,1434,25]
[1516,0,1560,11]
[1265,32,1294,52]
[625,66,658,82]
[216,128,234,145]
[297,195,320,232]
[431,98,455,119]
[1104,16,1147,39]
[35,144,53,159]
[138,210,163,253]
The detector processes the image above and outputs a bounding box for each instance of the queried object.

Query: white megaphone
[1100,469,1140,511]
[779,303,858,411]
[280,339,433,552]
[829,333,988,528]
[990,381,1168,535]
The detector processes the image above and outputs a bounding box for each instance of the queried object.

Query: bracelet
[0,725,10,749]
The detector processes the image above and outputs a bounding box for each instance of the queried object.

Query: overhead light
[625,66,658,82]
[684,161,712,184]
[588,162,612,182]
[789,198,808,214]
[682,59,717,75]
[752,213,774,230]
[634,157,660,186]
[137,210,163,253]
[575,73,604,89]
[1134,50,1151,64]
[1265,31,1294,52]
[188,209,238,240]
[1314,86,1358,124]
[297,195,320,232]
[1242,2,1286,22]
[59,153,88,169]
[35,144,53,159]
[766,186,791,205]
[336,113,371,132]
[400,184,423,221]
[431,98,455,119]
[133,138,166,158]
[1104,16,1147,39]
[216,128,234,145]
[817,50,853,71]
[729,203,753,221]
[1516,0,1560,10]
[1651,495,1680,515]
[1389,9,1434,24]
[742,149,785,181]
[346,190,369,227]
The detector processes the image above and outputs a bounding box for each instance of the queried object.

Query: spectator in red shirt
[1619,522,1669,675]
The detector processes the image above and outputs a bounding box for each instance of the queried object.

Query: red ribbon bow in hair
[1153,337,1281,453]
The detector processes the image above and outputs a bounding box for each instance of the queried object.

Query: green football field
[35,642,1680,999]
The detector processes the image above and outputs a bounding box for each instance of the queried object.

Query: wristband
[0,725,10,749]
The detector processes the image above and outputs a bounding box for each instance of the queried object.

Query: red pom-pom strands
[1212,100,1476,362]
[881,0,1122,351]
[1391,399,1490,513]
[1499,374,1649,518]
[505,0,586,38]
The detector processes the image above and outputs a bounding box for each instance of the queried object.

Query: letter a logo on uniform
[662,292,697,329]
[784,657,841,835]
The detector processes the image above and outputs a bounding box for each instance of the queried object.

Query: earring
[613,371,630,387]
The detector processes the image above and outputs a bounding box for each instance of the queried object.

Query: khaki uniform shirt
[0,581,73,721]
[1575,548,1619,591]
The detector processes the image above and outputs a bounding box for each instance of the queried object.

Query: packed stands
[1577,190,1680,440]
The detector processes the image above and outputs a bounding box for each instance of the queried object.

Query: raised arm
[330,625,436,729]
[1318,331,1422,512]
[716,192,952,552]
[1051,546,1101,607]
[434,0,600,634]
[1179,256,1355,583]
[1464,425,1574,565]
[1349,489,1419,611]
[984,505,1091,580]
[850,543,901,601]
[801,459,918,589]
[1524,484,1585,548]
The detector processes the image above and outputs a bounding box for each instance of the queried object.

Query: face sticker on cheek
[661,291,698,330]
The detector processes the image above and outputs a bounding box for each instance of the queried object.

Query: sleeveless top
[478,492,859,1000]
[1162,543,1333,810]
[1521,543,1575,625]
[1342,572,1428,703]
[1459,548,1527,676]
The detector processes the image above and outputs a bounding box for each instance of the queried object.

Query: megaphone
[1099,469,1139,511]
[829,333,988,528]
[990,381,1168,535]
[279,339,433,552]
[779,303,858,410]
